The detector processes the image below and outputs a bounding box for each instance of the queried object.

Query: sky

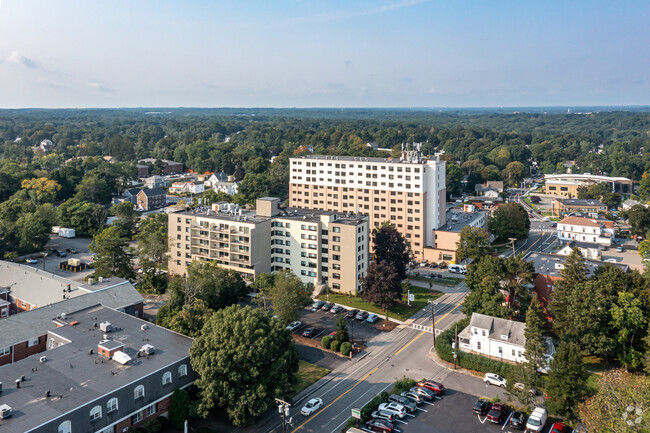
[0,0,649,108]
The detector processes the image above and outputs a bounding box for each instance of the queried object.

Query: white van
[448,264,467,274]
[525,407,547,432]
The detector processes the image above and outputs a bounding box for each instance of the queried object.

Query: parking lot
[358,389,557,433]
[293,305,385,347]
[22,235,96,282]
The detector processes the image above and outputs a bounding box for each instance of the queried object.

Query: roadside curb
[324,302,407,326]
[427,345,483,379]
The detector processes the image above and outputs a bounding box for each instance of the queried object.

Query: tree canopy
[488,203,530,240]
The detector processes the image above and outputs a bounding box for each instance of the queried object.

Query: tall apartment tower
[288,143,446,259]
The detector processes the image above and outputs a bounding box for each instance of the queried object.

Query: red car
[550,422,571,433]
[486,403,508,424]
[365,418,393,432]
[417,380,445,395]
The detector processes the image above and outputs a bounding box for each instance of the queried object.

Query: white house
[188,182,205,194]
[168,182,188,194]
[458,313,555,366]
[557,216,614,246]
[206,172,229,187]
[213,181,239,196]
[40,139,54,152]
[556,241,601,260]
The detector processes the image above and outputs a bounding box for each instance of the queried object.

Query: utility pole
[428,299,438,345]
[454,323,458,369]
[508,237,517,257]
[275,398,291,433]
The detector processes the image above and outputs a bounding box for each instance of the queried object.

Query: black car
[321,302,334,312]
[431,273,442,279]
[355,311,369,321]
[66,248,78,254]
[302,328,318,338]
[346,309,359,319]
[508,411,526,430]
[472,399,491,415]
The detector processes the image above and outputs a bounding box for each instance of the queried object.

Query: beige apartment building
[288,144,446,260]
[168,198,369,293]
[426,204,489,264]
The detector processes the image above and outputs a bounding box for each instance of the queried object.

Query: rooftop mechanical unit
[0,404,11,419]
[99,321,112,332]
[141,344,155,355]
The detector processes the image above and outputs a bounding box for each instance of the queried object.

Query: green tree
[503,255,535,315]
[135,213,168,293]
[579,370,650,433]
[445,162,463,197]
[335,314,349,343]
[546,341,588,421]
[627,205,650,236]
[610,291,647,371]
[638,172,650,200]
[549,248,589,338]
[110,201,138,238]
[463,255,508,318]
[643,322,650,374]
[456,226,490,263]
[168,387,191,430]
[190,305,299,426]
[257,270,311,325]
[488,203,530,240]
[502,161,526,186]
[360,261,403,315]
[75,173,112,204]
[186,261,248,310]
[372,223,411,280]
[523,293,547,376]
[89,225,135,279]
[156,299,213,338]
[21,177,61,204]
[57,199,107,236]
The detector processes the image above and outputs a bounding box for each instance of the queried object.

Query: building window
[0,346,9,356]
[162,371,172,385]
[178,364,188,377]
[477,341,481,350]
[58,421,72,433]
[146,404,156,417]
[134,385,145,399]
[90,405,102,421]
[132,411,143,424]
[27,337,40,347]
[333,227,341,233]
[107,397,118,413]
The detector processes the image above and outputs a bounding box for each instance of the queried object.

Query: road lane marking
[421,401,435,406]
[405,413,415,417]
[395,419,408,425]
[415,407,428,412]
[292,367,379,432]
[397,297,465,354]
[478,414,487,424]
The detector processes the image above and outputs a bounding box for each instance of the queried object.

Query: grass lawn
[319,284,443,321]
[292,360,330,396]
[408,275,463,287]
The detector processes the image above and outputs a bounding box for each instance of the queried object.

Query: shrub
[330,339,341,352]
[321,335,332,349]
[392,376,417,394]
[169,388,190,429]
[340,342,352,356]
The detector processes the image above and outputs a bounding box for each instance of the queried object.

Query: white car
[300,398,323,416]
[366,314,380,324]
[484,373,507,387]
[378,402,406,419]
[286,321,303,332]
[25,258,38,264]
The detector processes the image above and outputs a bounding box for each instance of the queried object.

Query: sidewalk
[427,345,483,380]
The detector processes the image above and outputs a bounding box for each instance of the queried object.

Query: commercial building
[0,305,194,433]
[557,216,615,246]
[168,197,369,293]
[544,174,633,197]
[552,198,607,217]
[426,204,489,264]
[288,144,446,259]
[458,313,555,365]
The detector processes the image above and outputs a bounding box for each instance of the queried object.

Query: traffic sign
[408,293,415,302]
[351,408,361,419]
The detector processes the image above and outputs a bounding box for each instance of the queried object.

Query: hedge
[321,335,332,349]
[435,317,512,377]
[340,342,352,356]
[330,340,341,352]
[346,376,417,428]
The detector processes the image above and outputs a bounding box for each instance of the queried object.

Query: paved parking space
[23,235,95,282]
[296,307,383,346]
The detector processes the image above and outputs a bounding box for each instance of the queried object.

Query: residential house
[212,181,240,196]
[556,240,601,260]
[475,181,504,194]
[557,216,615,246]
[123,188,141,205]
[143,175,168,189]
[458,312,555,364]
[137,188,167,211]
[188,181,205,194]
[39,139,54,152]
[206,171,229,186]
[168,182,189,194]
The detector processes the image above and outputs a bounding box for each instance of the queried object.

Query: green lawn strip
[408,275,463,287]
[292,360,330,397]
[319,285,443,321]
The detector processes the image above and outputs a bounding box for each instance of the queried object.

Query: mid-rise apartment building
[168,198,369,293]
[288,144,446,259]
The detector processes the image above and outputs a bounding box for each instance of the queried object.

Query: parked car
[431,273,442,279]
[321,302,334,311]
[387,394,416,413]
[617,246,624,252]
[448,264,467,274]
[409,386,435,400]
[525,407,548,432]
[365,418,393,432]
[66,248,78,254]
[472,399,491,415]
[300,398,323,416]
[486,403,508,424]
[484,373,507,387]
[366,314,380,324]
[311,301,325,311]
[330,305,343,314]
[514,382,539,395]
[429,262,438,268]
[417,380,445,395]
[508,411,526,430]
[400,390,423,405]
[329,331,337,337]
[600,245,608,251]
[377,402,406,419]
[550,422,571,433]
[550,222,557,227]
[604,258,617,263]
[25,258,38,264]
[302,328,318,338]
[371,410,394,423]
[286,321,302,332]
[355,311,369,321]
[346,308,359,319]
[420,260,429,267]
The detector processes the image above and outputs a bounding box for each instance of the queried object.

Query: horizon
[1,0,649,108]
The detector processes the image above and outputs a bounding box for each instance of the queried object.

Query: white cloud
[89,82,113,92]
[8,50,42,69]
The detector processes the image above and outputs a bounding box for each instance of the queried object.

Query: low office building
[525,251,628,312]
[544,174,633,197]
[458,313,555,364]
[168,198,369,293]
[0,305,195,433]
[424,204,489,264]
[557,216,615,246]
[552,198,607,217]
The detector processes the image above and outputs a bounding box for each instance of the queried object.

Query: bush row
[434,317,512,377]
[322,337,352,356]
[346,376,417,428]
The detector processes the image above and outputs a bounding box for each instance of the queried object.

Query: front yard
[292,360,330,396]
[318,284,443,321]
